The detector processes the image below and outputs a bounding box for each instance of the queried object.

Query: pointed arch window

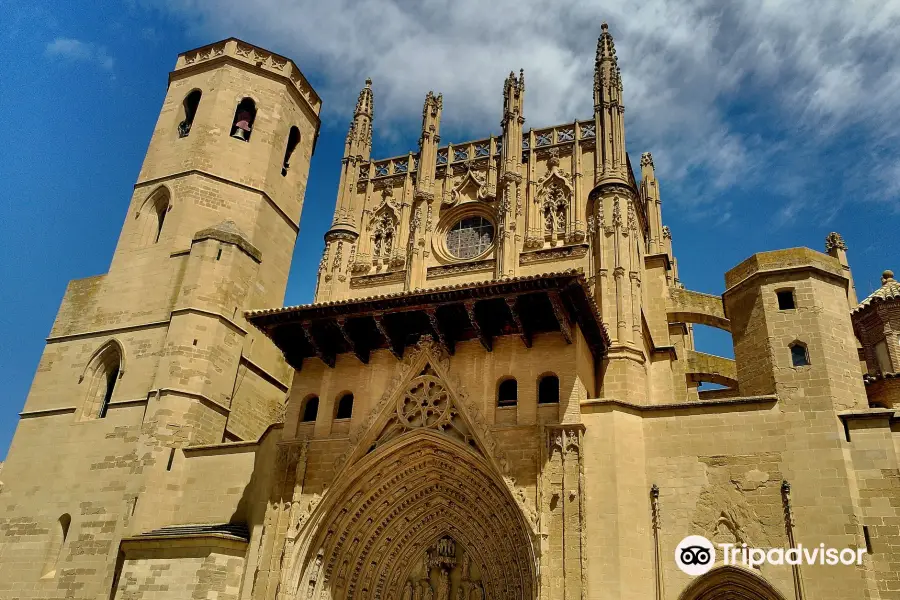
[231,98,257,141]
[41,514,71,578]
[178,89,202,138]
[137,187,170,246]
[282,126,301,175]
[302,396,319,423]
[81,342,122,419]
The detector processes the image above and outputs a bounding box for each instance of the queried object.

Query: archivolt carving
[280,433,538,600]
[677,566,788,600]
[402,536,485,600]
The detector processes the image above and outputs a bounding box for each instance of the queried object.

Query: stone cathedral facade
[2,25,900,600]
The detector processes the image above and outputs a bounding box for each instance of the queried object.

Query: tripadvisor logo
[675,535,867,576]
[675,536,716,576]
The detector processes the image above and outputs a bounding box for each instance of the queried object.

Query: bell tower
[106,38,321,444]
[0,39,321,599]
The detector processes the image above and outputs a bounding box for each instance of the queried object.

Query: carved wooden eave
[247,270,610,370]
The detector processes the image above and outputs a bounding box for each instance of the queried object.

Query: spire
[345,78,374,162]
[502,69,525,126]
[592,22,628,184]
[416,91,442,193]
[594,22,622,107]
[355,77,374,119]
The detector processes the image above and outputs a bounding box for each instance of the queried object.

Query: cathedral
[2,24,900,600]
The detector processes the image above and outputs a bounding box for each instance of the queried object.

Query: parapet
[724,247,845,291]
[172,38,322,118]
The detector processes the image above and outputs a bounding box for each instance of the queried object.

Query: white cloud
[45,38,115,71]
[151,0,900,218]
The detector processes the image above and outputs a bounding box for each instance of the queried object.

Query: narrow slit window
[231,98,257,141]
[777,290,796,310]
[498,379,517,407]
[538,375,559,404]
[178,90,202,138]
[302,396,319,423]
[863,526,873,554]
[282,126,301,175]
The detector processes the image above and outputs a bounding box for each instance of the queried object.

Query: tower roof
[853,270,900,314]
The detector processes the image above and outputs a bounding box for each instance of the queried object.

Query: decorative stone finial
[884,270,895,284]
[640,152,654,168]
[824,231,847,253]
[601,22,609,30]
[355,79,374,118]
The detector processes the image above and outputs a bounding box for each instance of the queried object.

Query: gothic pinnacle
[596,22,618,67]
[355,78,374,118]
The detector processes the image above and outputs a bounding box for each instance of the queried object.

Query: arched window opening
[230,98,257,141]
[137,187,170,246]
[302,396,319,423]
[790,343,810,367]
[83,342,122,420]
[282,126,301,175]
[336,393,354,420]
[41,513,71,578]
[538,375,559,404]
[498,379,517,407]
[178,89,202,138]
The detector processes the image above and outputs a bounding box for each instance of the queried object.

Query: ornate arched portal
[677,565,788,600]
[283,431,537,600]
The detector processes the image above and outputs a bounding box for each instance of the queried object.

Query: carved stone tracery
[280,340,537,600]
[536,149,575,243]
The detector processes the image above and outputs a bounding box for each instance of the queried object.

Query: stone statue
[402,582,413,600]
[435,569,450,600]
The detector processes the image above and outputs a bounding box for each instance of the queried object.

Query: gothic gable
[334,337,507,477]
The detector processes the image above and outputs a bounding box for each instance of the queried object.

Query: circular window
[445,216,495,259]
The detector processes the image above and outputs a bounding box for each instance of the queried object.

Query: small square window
[790,344,810,367]
[777,290,796,310]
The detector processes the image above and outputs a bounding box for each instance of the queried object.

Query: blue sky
[1,0,898,457]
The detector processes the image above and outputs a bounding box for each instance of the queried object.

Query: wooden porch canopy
[246,270,609,370]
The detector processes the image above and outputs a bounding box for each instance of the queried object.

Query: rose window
[445,216,494,260]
